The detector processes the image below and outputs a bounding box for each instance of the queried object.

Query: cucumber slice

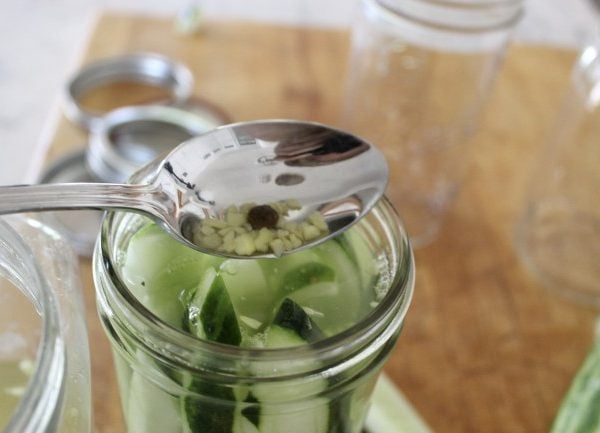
[286,282,339,332]
[127,371,183,433]
[122,223,209,327]
[126,353,183,433]
[182,378,237,433]
[281,262,335,292]
[220,259,277,333]
[263,240,362,335]
[265,324,307,348]
[184,268,215,337]
[314,240,361,298]
[187,268,242,347]
[254,299,330,433]
[365,373,433,433]
[183,269,243,432]
[310,240,362,333]
[335,228,379,291]
[113,352,133,418]
[551,338,600,433]
[233,391,261,433]
[251,367,330,433]
[258,406,329,433]
[269,298,324,345]
[240,393,260,427]
[259,248,325,291]
[233,415,260,433]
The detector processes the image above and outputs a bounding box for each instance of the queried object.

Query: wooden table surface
[42,13,597,433]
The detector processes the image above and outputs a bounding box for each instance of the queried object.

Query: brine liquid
[0,359,33,429]
[0,276,40,429]
[119,220,389,344]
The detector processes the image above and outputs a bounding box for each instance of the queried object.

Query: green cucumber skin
[183,380,237,433]
[551,340,600,433]
[183,272,243,432]
[197,274,242,346]
[272,298,324,342]
[240,393,260,428]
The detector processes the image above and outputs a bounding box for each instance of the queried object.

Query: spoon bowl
[0,120,388,258]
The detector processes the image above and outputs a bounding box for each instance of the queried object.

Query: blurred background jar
[516,36,600,306]
[342,0,524,246]
[0,216,91,433]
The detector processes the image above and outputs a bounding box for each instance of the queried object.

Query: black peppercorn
[247,205,279,230]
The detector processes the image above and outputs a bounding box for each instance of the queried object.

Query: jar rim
[370,0,524,33]
[97,197,414,378]
[0,217,65,433]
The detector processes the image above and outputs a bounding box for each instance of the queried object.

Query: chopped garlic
[203,233,222,249]
[200,225,216,236]
[302,224,321,240]
[269,238,285,256]
[234,233,256,256]
[226,210,246,227]
[309,212,328,232]
[192,200,330,256]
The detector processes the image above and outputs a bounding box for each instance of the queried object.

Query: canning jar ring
[86,104,221,183]
[63,52,194,130]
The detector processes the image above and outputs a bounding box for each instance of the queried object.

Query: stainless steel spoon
[0,120,388,258]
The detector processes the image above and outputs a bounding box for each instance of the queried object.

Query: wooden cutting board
[42,13,594,433]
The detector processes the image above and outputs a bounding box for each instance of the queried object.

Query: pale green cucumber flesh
[334,227,379,291]
[122,223,205,327]
[126,352,183,433]
[127,371,183,433]
[220,259,276,332]
[551,339,600,433]
[281,262,335,292]
[258,247,326,291]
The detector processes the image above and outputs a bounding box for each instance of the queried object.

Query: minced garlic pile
[193,200,329,256]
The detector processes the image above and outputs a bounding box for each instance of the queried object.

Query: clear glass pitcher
[0,215,91,432]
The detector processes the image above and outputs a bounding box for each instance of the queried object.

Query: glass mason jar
[342,0,524,246]
[0,215,91,433]
[515,38,600,306]
[93,197,414,433]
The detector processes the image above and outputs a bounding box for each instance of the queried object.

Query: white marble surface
[0,0,598,185]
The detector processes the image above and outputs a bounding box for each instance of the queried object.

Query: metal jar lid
[38,151,104,257]
[86,104,228,183]
[64,52,194,130]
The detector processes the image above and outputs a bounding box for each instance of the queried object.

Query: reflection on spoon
[0,120,388,258]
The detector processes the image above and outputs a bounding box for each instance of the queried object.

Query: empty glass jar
[342,0,524,246]
[516,38,600,305]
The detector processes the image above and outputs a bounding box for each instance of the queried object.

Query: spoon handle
[0,183,167,216]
